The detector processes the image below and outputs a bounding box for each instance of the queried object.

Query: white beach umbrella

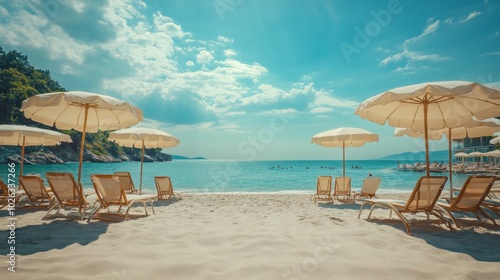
[454,152,469,158]
[0,124,72,176]
[394,117,500,199]
[486,150,500,157]
[20,91,143,186]
[468,151,487,157]
[355,81,500,176]
[311,127,379,178]
[108,127,180,194]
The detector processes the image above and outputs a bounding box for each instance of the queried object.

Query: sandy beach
[1,192,499,280]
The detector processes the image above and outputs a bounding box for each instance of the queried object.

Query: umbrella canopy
[355,81,500,176]
[21,91,143,185]
[311,127,379,177]
[394,117,500,200]
[454,152,469,158]
[468,151,487,157]
[0,124,72,176]
[486,150,500,157]
[108,127,180,194]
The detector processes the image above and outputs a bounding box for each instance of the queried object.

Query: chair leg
[477,208,497,226]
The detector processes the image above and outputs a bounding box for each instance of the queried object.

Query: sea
[1,159,473,194]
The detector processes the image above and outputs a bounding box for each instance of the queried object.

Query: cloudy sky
[1,0,499,160]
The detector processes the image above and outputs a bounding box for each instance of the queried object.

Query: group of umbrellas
[2,81,500,196]
[312,81,500,200]
[1,91,180,194]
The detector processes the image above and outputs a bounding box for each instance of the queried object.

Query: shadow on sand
[0,219,109,256]
[358,210,500,262]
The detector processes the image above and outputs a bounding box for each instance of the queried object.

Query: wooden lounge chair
[311,176,333,203]
[114,172,138,194]
[0,178,9,209]
[334,176,352,201]
[44,172,95,220]
[436,176,496,228]
[353,177,381,202]
[18,175,54,208]
[154,176,181,201]
[89,174,155,222]
[358,176,450,235]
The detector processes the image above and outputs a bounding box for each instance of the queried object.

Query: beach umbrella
[355,81,500,177]
[311,127,379,178]
[394,117,500,199]
[454,152,469,158]
[468,151,487,162]
[20,91,143,186]
[0,124,72,176]
[108,127,180,194]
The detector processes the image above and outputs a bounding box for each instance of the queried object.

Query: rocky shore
[0,146,172,165]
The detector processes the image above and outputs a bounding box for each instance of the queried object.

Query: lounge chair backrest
[405,176,447,212]
[46,172,85,204]
[360,177,381,196]
[19,175,51,199]
[316,176,332,195]
[451,176,495,209]
[155,176,173,195]
[0,178,8,196]
[114,172,136,193]
[91,174,128,206]
[334,177,351,196]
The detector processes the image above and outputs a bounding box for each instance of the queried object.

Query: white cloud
[311,107,333,113]
[186,60,195,67]
[474,51,500,58]
[218,35,234,44]
[214,59,267,78]
[196,49,214,64]
[380,49,448,66]
[310,89,359,109]
[224,49,237,57]
[0,8,92,64]
[445,11,481,25]
[153,12,185,38]
[0,5,9,17]
[404,20,440,46]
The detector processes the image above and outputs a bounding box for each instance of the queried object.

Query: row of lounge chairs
[312,176,381,203]
[313,174,499,235]
[0,172,180,222]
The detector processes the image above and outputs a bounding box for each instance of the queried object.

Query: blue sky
[1,0,499,160]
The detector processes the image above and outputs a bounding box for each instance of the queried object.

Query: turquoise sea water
[0,160,472,194]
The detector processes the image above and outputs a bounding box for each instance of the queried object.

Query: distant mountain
[374,150,450,161]
[171,155,207,160]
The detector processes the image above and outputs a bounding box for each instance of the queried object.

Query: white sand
[1,193,499,280]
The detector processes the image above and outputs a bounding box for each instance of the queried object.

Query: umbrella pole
[140,140,145,194]
[78,105,89,188]
[423,99,430,177]
[448,128,453,201]
[342,141,346,178]
[20,136,26,177]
